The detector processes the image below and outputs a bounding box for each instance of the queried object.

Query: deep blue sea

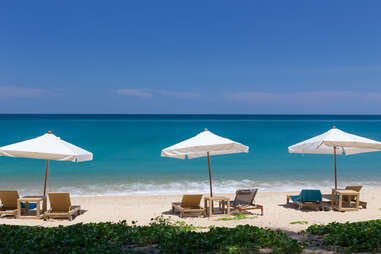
[0,114,381,196]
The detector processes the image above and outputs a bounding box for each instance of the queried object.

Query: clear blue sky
[1,1,381,114]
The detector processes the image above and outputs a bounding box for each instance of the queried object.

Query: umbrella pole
[42,160,49,212]
[43,160,49,197]
[334,147,337,190]
[207,152,213,197]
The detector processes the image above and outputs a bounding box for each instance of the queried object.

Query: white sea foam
[14,179,381,197]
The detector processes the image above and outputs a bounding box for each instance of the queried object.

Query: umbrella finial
[48,130,52,134]
[332,126,336,129]
[204,128,208,131]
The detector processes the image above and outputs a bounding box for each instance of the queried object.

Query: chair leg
[255,206,264,216]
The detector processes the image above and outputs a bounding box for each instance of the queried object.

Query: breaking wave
[13,179,381,197]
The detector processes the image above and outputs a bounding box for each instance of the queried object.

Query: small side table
[331,189,360,212]
[17,196,45,219]
[204,196,231,217]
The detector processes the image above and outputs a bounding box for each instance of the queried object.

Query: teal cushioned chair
[287,189,323,210]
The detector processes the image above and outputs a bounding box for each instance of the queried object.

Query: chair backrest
[48,193,72,212]
[232,189,258,206]
[300,189,322,203]
[181,194,202,208]
[0,191,19,210]
[345,186,362,192]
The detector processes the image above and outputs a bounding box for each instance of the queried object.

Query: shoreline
[8,180,381,197]
[1,188,380,232]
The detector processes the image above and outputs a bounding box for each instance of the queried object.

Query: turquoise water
[0,115,381,196]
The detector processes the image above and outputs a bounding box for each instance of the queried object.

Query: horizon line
[1,113,381,116]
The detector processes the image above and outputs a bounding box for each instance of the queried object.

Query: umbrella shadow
[322,194,333,200]
[279,192,334,212]
[161,209,173,216]
[1,209,88,220]
[68,209,88,220]
[278,202,331,212]
[0,214,18,219]
[162,209,206,218]
[163,207,242,218]
[78,209,88,216]
[41,209,88,221]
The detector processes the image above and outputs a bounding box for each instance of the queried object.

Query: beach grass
[217,213,258,221]
[174,220,207,230]
[290,221,308,225]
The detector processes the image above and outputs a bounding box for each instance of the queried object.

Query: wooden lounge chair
[44,193,81,221]
[0,190,37,218]
[0,191,19,217]
[287,189,323,210]
[344,186,367,208]
[229,189,264,215]
[172,194,205,218]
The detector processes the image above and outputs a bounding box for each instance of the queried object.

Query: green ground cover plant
[290,221,308,225]
[305,219,381,253]
[0,216,302,254]
[217,214,258,221]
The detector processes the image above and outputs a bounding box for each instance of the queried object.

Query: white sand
[1,188,381,232]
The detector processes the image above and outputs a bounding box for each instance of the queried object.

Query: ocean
[0,114,380,196]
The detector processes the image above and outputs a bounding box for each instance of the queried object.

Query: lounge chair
[44,193,81,221]
[0,191,36,218]
[344,186,367,208]
[229,189,263,215]
[172,194,205,218]
[287,189,323,210]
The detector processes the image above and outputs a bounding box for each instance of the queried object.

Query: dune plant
[290,221,308,225]
[306,219,381,253]
[217,214,258,221]
[0,216,302,253]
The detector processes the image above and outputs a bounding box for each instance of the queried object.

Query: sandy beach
[1,188,380,232]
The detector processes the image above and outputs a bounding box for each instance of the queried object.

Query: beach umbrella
[0,131,93,201]
[288,126,381,189]
[161,128,249,196]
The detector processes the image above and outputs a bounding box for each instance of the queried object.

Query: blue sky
[1,1,381,114]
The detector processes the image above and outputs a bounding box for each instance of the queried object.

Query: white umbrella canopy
[0,132,93,162]
[161,128,249,196]
[289,127,381,155]
[0,131,93,199]
[288,126,381,189]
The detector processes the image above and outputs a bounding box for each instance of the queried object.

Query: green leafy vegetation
[306,219,381,253]
[0,216,302,253]
[173,220,207,230]
[290,221,308,225]
[217,213,258,221]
